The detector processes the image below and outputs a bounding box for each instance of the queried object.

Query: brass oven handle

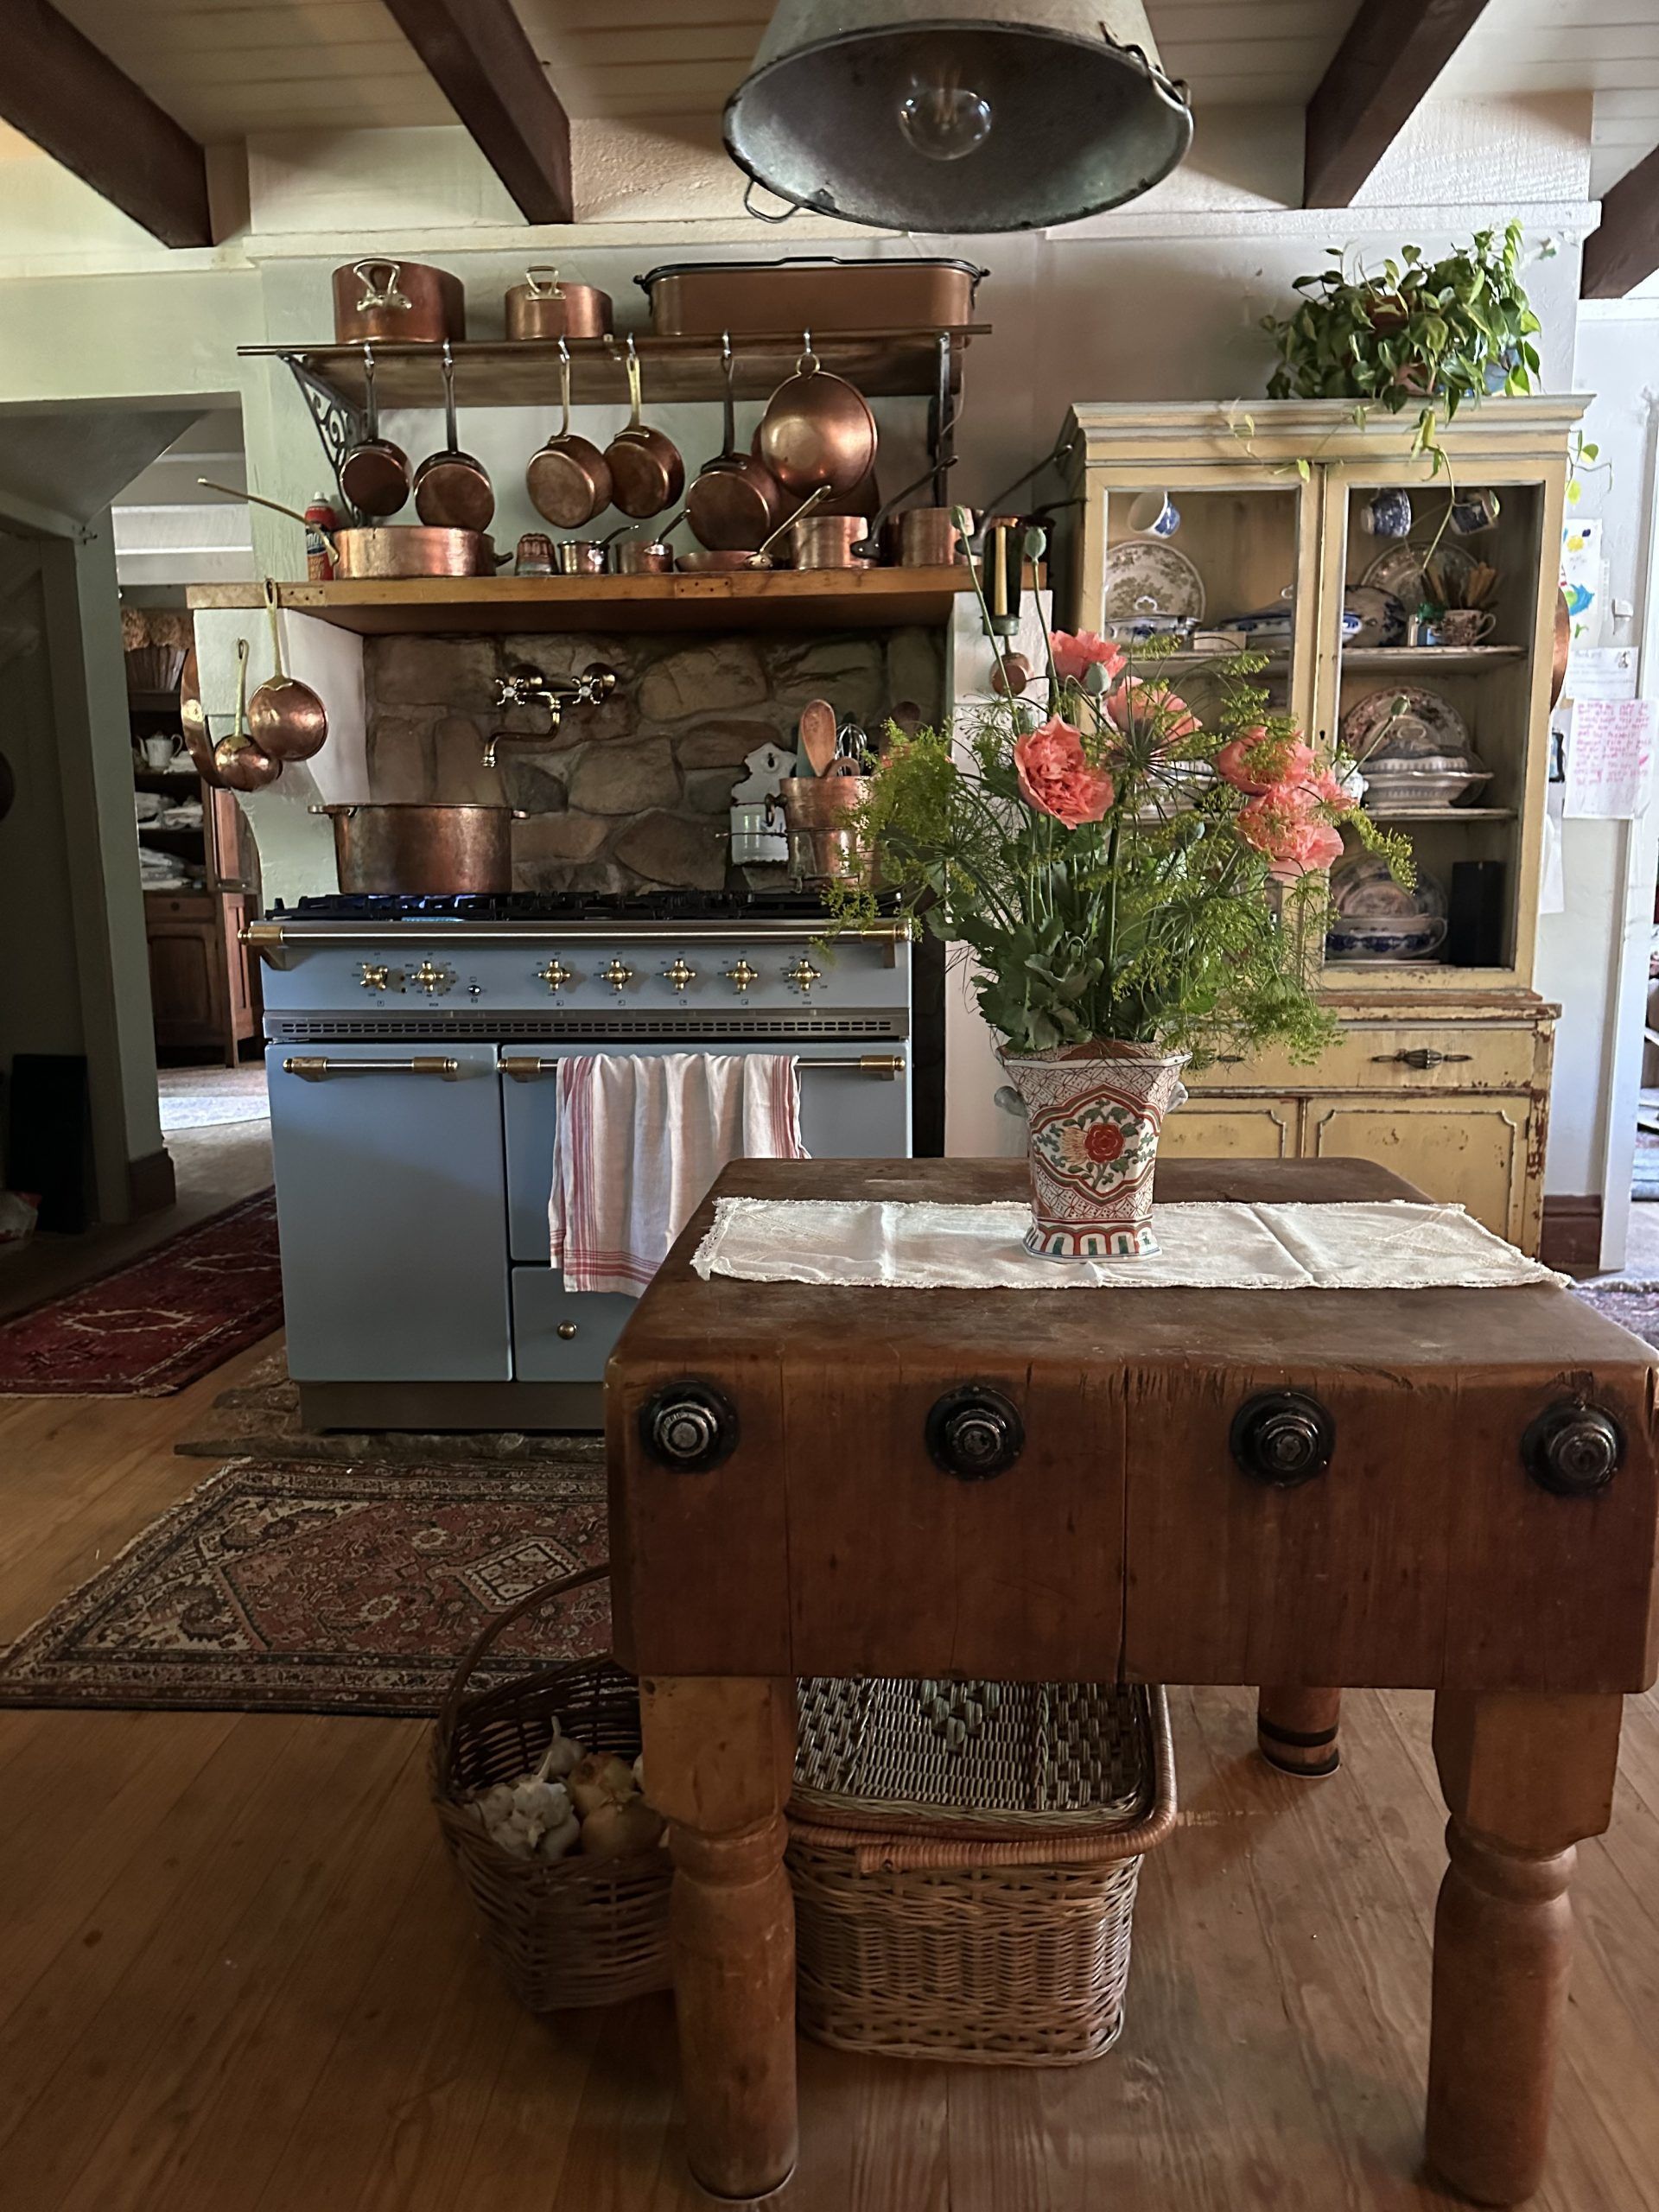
[500,1052,906,1082]
[283,1056,461,1081]
[1370,1048,1472,1070]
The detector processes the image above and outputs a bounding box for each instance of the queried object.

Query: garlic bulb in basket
[538,1727,586,1779]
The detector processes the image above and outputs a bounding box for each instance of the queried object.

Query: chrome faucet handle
[577,660,619,702]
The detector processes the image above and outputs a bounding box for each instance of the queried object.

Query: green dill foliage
[1262,223,1541,468]
[830,632,1402,1070]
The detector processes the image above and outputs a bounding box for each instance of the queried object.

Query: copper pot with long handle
[413,342,494,532]
[310,803,527,894]
[525,338,613,529]
[338,345,410,518]
[199,482,505,577]
[603,338,683,519]
[757,334,877,499]
[687,339,783,550]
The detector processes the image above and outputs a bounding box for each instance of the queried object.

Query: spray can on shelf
[303,495,339,582]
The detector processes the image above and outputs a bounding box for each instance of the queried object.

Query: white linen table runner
[690,1197,1565,1293]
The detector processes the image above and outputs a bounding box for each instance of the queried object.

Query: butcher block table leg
[1426,1691,1625,2205]
[640,1675,798,2202]
[1255,1686,1343,1777]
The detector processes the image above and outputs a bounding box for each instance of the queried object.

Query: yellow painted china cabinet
[1064,397,1584,1252]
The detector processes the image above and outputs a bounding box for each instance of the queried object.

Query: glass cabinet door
[1083,468,1319,731]
[1319,460,1555,989]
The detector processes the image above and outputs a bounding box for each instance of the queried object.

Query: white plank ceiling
[36,0,1659,195]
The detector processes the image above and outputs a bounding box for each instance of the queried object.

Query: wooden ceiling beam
[1583,143,1659,299]
[1304,0,1496,209]
[381,0,573,226]
[0,0,210,247]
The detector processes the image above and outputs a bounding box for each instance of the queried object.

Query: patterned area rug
[0,1456,609,1715]
[0,1192,283,1396]
[1571,1279,1659,1351]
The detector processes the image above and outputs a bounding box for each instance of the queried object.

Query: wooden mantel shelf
[188,567,1008,635]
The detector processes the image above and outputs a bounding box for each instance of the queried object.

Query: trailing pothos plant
[828,519,1409,1066]
[1262,222,1541,468]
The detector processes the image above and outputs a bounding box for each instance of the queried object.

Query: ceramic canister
[999,1042,1190,1259]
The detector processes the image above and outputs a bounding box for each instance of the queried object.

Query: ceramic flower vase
[1001,1042,1190,1259]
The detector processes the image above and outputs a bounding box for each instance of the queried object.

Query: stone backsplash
[363,628,946,893]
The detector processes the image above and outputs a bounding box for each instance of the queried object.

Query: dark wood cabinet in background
[145,886,259,1063]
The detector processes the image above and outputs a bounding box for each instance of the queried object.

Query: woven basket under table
[787,1676,1177,2066]
[429,1563,671,2012]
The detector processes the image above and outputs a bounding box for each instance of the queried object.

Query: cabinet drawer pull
[283,1055,461,1081]
[1370,1048,1472,1071]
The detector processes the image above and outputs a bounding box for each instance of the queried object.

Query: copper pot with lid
[505,266,612,340]
[332,258,464,346]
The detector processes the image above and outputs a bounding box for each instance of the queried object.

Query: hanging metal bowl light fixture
[724,0,1193,234]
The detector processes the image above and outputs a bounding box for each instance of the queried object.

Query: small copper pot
[898,507,969,567]
[505,267,611,341]
[790,515,874,570]
[554,539,607,575]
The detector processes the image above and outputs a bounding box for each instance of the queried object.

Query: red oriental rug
[0,1192,283,1395]
[0,1456,609,1716]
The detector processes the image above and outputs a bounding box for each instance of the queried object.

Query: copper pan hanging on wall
[755,334,877,499]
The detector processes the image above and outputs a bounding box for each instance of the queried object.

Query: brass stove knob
[660,957,698,995]
[785,957,822,995]
[599,958,635,992]
[725,959,759,995]
[357,962,404,994]
[925,1385,1025,1481]
[1522,1402,1623,1497]
[640,1382,740,1472]
[1230,1390,1334,1488]
[409,960,454,997]
[537,958,575,995]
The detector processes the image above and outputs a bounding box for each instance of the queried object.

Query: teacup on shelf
[1423,609,1497,647]
[1359,489,1412,538]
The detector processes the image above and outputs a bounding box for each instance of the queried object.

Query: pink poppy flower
[1236,785,1343,879]
[1104,677,1199,749]
[1216,728,1317,794]
[1013,715,1116,829]
[1264,817,1345,882]
[1052,630,1127,684]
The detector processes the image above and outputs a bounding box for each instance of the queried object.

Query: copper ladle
[247,578,328,760]
[213,638,283,791]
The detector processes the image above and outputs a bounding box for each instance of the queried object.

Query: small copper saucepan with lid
[505,266,612,341]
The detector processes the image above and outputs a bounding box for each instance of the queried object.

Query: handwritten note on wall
[1563,697,1657,819]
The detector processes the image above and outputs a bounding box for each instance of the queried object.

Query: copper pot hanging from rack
[413,341,494,533]
[603,338,684,519]
[687,337,784,550]
[756,334,877,499]
[525,338,613,530]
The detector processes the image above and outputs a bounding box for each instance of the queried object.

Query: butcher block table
[607,1157,1659,2205]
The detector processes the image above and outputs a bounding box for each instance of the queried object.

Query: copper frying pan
[526,338,613,529]
[687,339,783,551]
[338,345,410,518]
[604,339,684,519]
[413,341,494,532]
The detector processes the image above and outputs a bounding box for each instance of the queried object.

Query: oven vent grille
[266,1013,906,1043]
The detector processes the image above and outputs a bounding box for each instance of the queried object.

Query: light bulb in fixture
[897,73,993,162]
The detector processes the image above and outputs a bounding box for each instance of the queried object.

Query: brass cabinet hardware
[556,1321,579,1339]
[661,957,698,994]
[1371,1048,1473,1071]
[283,1056,461,1081]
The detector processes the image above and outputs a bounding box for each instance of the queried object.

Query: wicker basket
[786,1676,1176,2066]
[429,1562,671,2012]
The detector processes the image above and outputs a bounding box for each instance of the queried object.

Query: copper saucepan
[677,485,831,571]
[604,338,684,519]
[338,345,410,519]
[414,341,494,532]
[200,482,506,577]
[526,338,613,530]
[757,335,877,499]
[687,338,783,551]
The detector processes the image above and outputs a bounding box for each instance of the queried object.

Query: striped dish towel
[550,1052,808,1295]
